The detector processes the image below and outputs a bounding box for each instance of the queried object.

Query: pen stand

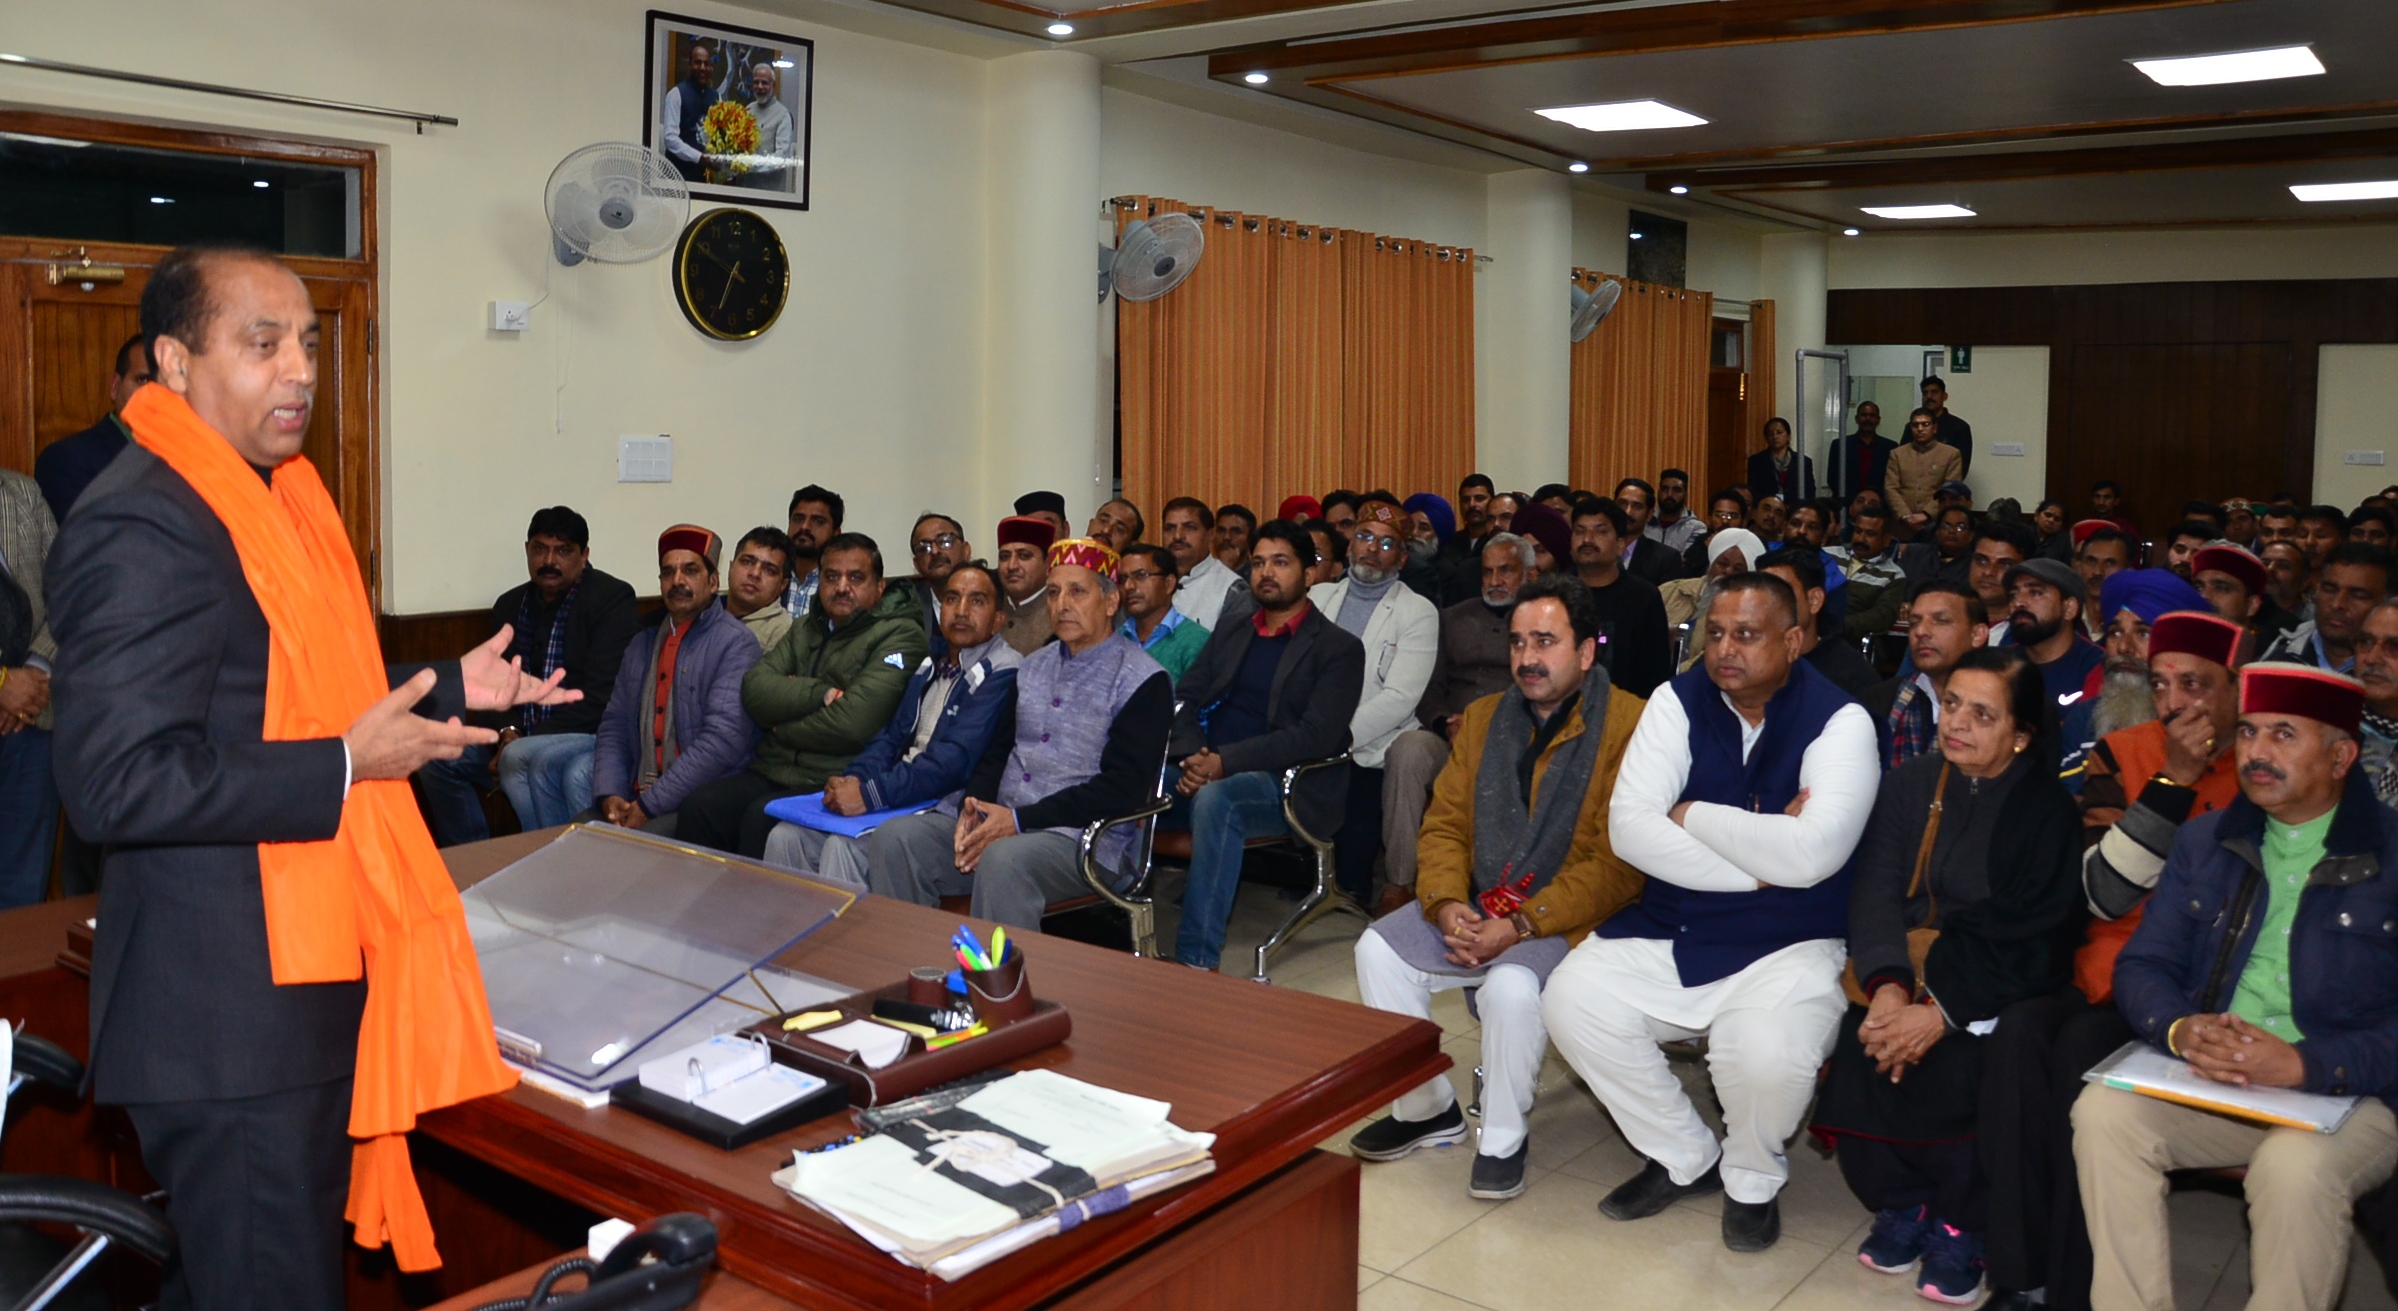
[963,957,1036,1027]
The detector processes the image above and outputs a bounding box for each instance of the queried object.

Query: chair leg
[1127,902,1157,960]
[1249,841,1369,984]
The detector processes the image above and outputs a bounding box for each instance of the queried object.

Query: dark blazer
[1170,605,1363,837]
[34,415,130,523]
[1624,536,1681,586]
[1747,450,1816,505]
[1824,433,1896,504]
[49,447,467,1105]
[485,567,642,737]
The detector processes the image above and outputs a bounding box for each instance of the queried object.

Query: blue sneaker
[1857,1204,1930,1274]
[1917,1222,1988,1305]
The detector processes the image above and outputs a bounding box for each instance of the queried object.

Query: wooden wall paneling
[2055,343,2294,539]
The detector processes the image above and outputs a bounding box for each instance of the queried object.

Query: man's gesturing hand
[345,669,498,781]
[460,625,584,712]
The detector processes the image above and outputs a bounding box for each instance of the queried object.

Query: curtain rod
[0,53,458,133]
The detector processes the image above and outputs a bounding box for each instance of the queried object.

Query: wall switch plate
[1990,442,2027,457]
[2346,450,2387,467]
[490,300,531,331]
[618,435,672,482]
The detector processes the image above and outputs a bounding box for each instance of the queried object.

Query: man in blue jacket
[2077,662,2398,1311]
[590,526,762,836]
[761,561,1020,885]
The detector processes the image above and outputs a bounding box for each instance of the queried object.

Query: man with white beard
[2090,569,2208,742]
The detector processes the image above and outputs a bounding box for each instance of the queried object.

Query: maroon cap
[2192,544,2267,598]
[2240,661,2364,737]
[996,516,1058,552]
[2148,611,2243,671]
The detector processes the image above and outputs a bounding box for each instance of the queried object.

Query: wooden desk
[11,831,1441,1310]
[426,1250,800,1311]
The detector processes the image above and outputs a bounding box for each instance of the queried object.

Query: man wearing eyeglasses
[1313,497,1441,905]
[1119,544,1209,681]
[903,513,973,658]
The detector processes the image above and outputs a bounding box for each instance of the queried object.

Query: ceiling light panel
[1535,100,1707,133]
[2291,180,2398,202]
[1861,204,1976,220]
[2131,45,2323,87]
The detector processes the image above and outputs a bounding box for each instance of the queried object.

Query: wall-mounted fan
[545,143,689,266]
[1104,213,1206,303]
[1570,278,1623,343]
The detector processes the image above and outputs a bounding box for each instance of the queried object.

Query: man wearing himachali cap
[2077,662,2398,1311]
[995,515,1059,656]
[864,538,1172,930]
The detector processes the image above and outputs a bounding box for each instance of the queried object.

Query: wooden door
[1706,367,1746,500]
[0,243,379,605]
[2053,343,2292,542]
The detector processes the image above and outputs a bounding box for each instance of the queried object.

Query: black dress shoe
[1982,1290,2043,1311]
[1722,1195,1781,1252]
[1598,1159,1722,1221]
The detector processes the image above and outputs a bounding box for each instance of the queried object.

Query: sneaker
[1917,1222,1988,1305]
[1858,1204,1932,1275]
[1723,1195,1781,1252]
[1349,1103,1468,1162]
[1599,1159,1723,1221]
[1467,1140,1529,1200]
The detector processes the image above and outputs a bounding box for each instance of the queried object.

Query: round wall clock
[672,207,789,341]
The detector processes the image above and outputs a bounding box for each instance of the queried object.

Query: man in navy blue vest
[1543,573,1880,1252]
[658,39,719,183]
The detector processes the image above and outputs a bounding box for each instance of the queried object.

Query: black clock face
[673,208,789,341]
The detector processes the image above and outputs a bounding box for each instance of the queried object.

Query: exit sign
[1949,345,1973,373]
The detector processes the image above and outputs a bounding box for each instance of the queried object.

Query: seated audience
[784,484,843,617]
[1934,480,1974,519]
[1758,547,1879,698]
[1279,493,1323,523]
[1162,497,1241,631]
[1485,491,1522,537]
[1663,527,1765,647]
[677,532,927,857]
[1813,647,2083,1306]
[2190,541,2296,650]
[1381,535,1528,904]
[1543,574,1878,1252]
[2265,540,2393,673]
[1681,488,1752,576]
[1321,489,1364,536]
[1013,489,1070,539]
[2004,559,2102,708]
[588,526,763,837]
[2087,569,2203,741]
[902,513,972,656]
[865,540,1167,927]
[1889,409,1965,533]
[1212,503,1257,572]
[1570,496,1672,697]
[2158,519,2216,579]
[766,561,1021,887]
[2296,503,2349,570]
[1613,478,1683,586]
[1860,582,1990,770]
[1314,499,1440,904]
[0,466,58,908]
[2086,480,2138,539]
[1830,504,1909,642]
[1924,505,1977,588]
[723,526,795,650]
[2222,499,2263,552]
[2356,599,2398,806]
[1447,474,1497,565]
[996,515,1058,654]
[2354,507,2395,550]
[1117,544,1209,681]
[2077,662,2398,1311]
[1167,521,1365,970]
[34,332,148,521]
[1351,576,1643,1198]
[419,506,639,845]
[2262,537,2314,620]
[1825,401,1895,506]
[2032,500,2075,562]
[1783,499,1833,552]
[1645,469,1705,561]
[1398,491,1459,602]
[1753,494,1791,546]
[1087,497,1144,553]
[1748,416,1815,505]
[1531,483,1574,516]
[1967,521,2037,638]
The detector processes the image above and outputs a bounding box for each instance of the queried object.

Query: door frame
[0,110,380,604]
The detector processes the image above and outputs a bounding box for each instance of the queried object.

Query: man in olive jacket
[677,532,927,856]
[1350,575,1646,1201]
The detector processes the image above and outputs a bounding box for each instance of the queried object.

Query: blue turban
[1403,493,1457,545]
[2098,567,2206,626]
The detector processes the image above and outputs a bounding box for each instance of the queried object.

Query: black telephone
[468,1213,717,1311]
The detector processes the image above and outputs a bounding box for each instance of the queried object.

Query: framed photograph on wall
[644,10,812,210]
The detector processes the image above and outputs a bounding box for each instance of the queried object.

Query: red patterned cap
[1048,537,1120,576]
[2148,611,2243,671]
[2240,661,2364,737]
[658,524,720,569]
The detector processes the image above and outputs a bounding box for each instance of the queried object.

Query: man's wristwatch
[1509,912,1534,942]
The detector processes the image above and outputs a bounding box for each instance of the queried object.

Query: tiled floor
[1156,870,2398,1311]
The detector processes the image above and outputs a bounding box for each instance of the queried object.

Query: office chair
[0,1028,175,1311]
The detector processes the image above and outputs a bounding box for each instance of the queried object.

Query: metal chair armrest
[9,1032,82,1094]
[1277,752,1351,849]
[1075,797,1175,912]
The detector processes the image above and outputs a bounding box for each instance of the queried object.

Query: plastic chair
[0,1029,175,1311]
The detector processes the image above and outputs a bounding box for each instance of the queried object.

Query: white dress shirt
[1173,554,1239,631]
[1609,682,1879,894]
[659,83,705,167]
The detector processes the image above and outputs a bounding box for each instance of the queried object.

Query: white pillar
[1759,232,1829,426]
[984,50,1102,531]
[1478,169,1573,492]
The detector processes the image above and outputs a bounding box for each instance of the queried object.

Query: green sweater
[741,583,929,789]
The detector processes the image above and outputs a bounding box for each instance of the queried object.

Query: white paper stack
[2084,1041,2361,1134]
[770,1069,1216,1277]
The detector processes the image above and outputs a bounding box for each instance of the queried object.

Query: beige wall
[2,0,998,613]
[2316,345,2398,509]
[1938,347,2050,512]
[1828,223,2398,290]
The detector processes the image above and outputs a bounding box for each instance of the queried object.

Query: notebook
[2084,1041,2361,1135]
[763,791,940,839]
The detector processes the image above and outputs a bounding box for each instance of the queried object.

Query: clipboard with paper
[2083,1041,2361,1135]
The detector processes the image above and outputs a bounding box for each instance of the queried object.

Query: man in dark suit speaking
[47,245,575,1310]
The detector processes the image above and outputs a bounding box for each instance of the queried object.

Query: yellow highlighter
[781,1010,845,1033]
[926,1023,988,1050]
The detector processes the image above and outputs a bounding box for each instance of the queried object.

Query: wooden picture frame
[643,10,813,211]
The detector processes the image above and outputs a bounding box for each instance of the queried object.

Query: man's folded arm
[1680,704,1879,889]
[1605,691,1764,894]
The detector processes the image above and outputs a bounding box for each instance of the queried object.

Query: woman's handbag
[1841,761,1950,1007]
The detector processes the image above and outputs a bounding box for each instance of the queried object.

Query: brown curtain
[1746,299,1777,443]
[1567,271,1713,495]
[1115,196,1476,517]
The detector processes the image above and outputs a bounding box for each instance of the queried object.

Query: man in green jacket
[677,532,927,856]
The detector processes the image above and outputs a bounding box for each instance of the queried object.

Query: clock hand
[715,261,745,313]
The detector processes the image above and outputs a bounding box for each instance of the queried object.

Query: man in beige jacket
[1886,407,1964,533]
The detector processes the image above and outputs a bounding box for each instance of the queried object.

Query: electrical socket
[490,300,531,332]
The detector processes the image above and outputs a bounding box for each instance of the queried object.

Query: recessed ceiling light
[1567,162,1589,173]
[1861,203,1975,220]
[1536,100,1707,133]
[1244,71,1268,85]
[1843,228,1861,237]
[1046,22,1074,35]
[149,196,172,204]
[1668,184,1688,194]
[773,58,795,68]
[1629,231,1644,241]
[2132,44,2323,87]
[253,179,270,188]
[2291,180,2398,202]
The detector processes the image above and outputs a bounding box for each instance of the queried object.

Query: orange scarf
[123,385,515,1271]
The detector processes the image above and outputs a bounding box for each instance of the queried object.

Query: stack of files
[770,1068,1215,1278]
[2084,1041,2361,1134]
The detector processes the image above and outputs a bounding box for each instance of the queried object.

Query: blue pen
[953,927,991,970]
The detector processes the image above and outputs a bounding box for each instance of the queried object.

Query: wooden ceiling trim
[1654,124,2398,191]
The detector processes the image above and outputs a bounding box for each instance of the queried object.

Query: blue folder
[762,791,939,839]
